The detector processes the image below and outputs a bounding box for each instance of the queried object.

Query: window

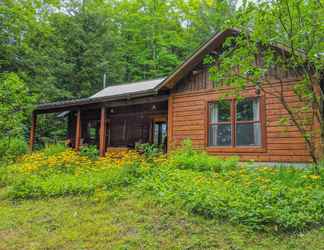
[208,101,232,146]
[236,99,261,146]
[87,120,99,140]
[208,98,261,147]
[153,122,167,146]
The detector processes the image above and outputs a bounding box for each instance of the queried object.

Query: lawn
[0,142,323,249]
[0,189,323,250]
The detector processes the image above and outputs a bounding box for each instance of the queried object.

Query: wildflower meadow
[0,141,323,234]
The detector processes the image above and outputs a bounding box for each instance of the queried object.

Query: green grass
[0,188,323,250]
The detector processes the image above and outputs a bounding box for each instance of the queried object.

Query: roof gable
[155,28,240,91]
[155,28,294,91]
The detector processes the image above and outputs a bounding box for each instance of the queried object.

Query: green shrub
[135,143,162,158]
[42,143,67,156]
[0,137,28,164]
[104,161,148,189]
[6,152,148,199]
[169,139,239,172]
[0,164,21,187]
[139,166,324,232]
[80,145,99,160]
[8,173,105,199]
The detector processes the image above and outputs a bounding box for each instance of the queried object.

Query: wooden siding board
[170,75,314,163]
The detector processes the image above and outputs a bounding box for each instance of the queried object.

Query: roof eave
[35,88,159,113]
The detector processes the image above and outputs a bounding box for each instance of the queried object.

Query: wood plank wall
[170,69,315,163]
[66,103,168,149]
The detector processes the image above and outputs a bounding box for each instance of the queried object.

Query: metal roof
[91,78,165,98]
[36,77,165,113]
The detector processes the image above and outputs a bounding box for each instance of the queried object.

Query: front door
[153,122,167,149]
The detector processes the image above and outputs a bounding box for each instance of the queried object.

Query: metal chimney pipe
[103,73,107,89]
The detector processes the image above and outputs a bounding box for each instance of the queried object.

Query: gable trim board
[155,28,240,91]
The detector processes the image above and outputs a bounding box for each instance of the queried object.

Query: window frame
[150,116,167,144]
[208,101,233,147]
[206,95,266,153]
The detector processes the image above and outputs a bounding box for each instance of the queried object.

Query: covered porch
[30,94,169,157]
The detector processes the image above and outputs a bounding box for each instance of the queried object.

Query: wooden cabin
[31,28,319,163]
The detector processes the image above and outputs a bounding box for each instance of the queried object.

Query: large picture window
[208,98,261,147]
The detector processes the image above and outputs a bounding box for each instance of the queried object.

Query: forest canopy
[0,0,237,145]
[1,0,237,103]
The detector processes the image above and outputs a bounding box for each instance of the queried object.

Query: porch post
[29,111,37,152]
[99,106,107,157]
[167,96,173,152]
[75,109,81,151]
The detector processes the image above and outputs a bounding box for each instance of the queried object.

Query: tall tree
[0,72,34,139]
